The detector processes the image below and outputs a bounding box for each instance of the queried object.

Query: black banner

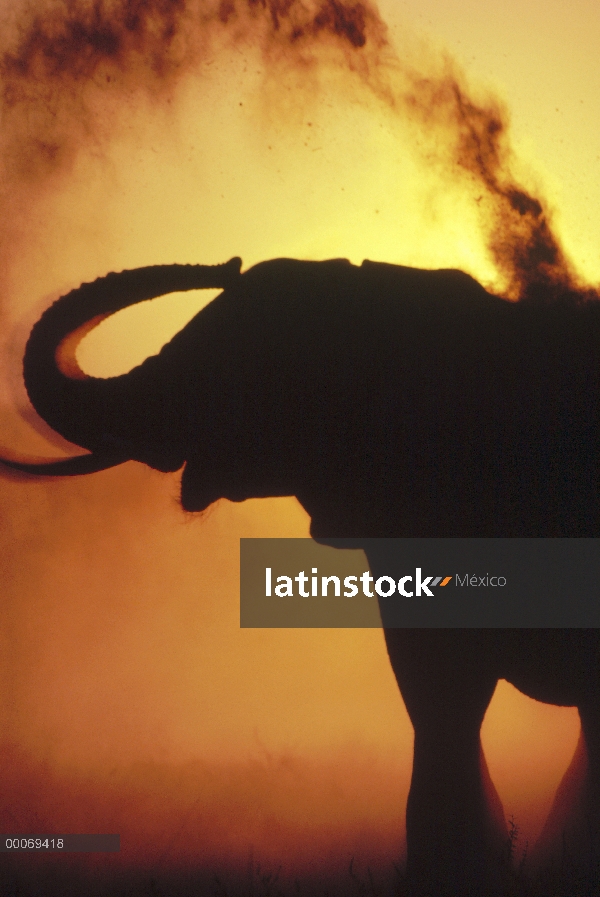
[240,538,600,627]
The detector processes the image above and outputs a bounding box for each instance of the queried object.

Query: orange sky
[0,0,596,890]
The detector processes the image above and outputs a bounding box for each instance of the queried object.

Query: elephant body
[4,256,600,894]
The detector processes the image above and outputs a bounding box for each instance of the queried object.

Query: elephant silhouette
[3,256,600,895]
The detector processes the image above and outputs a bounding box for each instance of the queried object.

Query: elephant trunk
[3,258,242,475]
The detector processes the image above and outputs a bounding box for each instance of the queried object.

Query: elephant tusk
[0,452,131,476]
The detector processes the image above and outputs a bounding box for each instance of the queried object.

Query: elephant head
[8,253,595,535]
[4,255,392,516]
[2,255,514,529]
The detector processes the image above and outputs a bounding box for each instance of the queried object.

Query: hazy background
[0,0,596,886]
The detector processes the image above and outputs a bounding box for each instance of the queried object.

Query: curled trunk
[5,258,242,474]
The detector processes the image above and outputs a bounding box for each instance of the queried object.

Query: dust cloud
[0,0,594,299]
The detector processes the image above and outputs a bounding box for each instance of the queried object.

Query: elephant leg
[532,706,600,880]
[382,629,507,897]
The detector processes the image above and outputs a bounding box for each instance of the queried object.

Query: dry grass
[2,817,600,897]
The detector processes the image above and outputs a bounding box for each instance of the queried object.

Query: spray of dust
[397,68,597,301]
[0,0,384,186]
[0,0,596,302]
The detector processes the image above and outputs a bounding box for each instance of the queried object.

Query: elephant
[3,255,600,895]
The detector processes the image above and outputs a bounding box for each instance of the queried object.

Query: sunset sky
[0,0,597,888]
